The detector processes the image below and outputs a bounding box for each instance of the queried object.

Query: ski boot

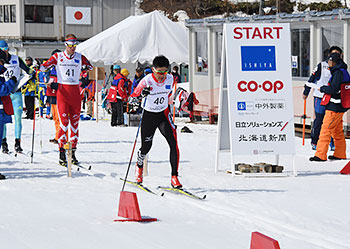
[2,138,9,154]
[171,175,182,189]
[135,164,143,184]
[135,151,146,183]
[0,173,5,180]
[72,148,79,165]
[59,148,67,167]
[14,139,23,153]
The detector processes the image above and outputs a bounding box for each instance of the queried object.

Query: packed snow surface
[0,117,349,249]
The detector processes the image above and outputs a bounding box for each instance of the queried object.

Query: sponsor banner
[224,23,295,155]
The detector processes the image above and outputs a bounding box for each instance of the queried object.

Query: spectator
[303,46,343,150]
[22,57,37,120]
[0,50,17,179]
[40,34,93,166]
[171,65,181,83]
[106,65,124,126]
[0,40,30,154]
[144,67,152,75]
[131,67,144,94]
[310,52,349,161]
[37,61,49,118]
[116,68,130,126]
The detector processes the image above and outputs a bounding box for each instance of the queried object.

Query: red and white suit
[41,51,93,149]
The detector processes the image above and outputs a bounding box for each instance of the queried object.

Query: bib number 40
[154,97,165,105]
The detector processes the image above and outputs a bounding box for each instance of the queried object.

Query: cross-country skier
[0,49,17,179]
[129,55,182,188]
[40,34,93,166]
[0,40,30,154]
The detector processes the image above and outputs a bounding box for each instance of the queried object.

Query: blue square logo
[165,85,171,89]
[237,102,246,111]
[74,59,80,63]
[241,46,276,71]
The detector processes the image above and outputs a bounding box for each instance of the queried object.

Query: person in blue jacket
[0,40,30,153]
[0,49,17,179]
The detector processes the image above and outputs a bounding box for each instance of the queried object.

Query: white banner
[66,7,91,25]
[224,23,295,156]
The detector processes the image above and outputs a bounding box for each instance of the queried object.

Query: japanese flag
[66,7,91,25]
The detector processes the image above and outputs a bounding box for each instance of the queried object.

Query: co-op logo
[238,80,284,93]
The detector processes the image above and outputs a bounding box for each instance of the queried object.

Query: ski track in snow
[1,118,350,249]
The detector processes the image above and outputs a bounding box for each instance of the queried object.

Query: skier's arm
[130,79,147,97]
[303,63,322,97]
[40,54,58,71]
[81,55,93,71]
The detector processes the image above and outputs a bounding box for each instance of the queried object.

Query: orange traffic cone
[114,191,157,222]
[250,232,281,249]
[340,161,350,175]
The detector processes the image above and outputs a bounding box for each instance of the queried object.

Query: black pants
[139,108,179,176]
[110,100,124,126]
[24,96,35,119]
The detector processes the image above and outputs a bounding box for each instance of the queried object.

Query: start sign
[216,23,295,172]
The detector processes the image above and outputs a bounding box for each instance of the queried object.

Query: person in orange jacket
[310,52,350,161]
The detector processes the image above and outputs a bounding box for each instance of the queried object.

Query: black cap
[25,56,33,62]
[328,53,341,63]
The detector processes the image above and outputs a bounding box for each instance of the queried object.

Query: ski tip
[202,195,207,200]
[161,193,165,197]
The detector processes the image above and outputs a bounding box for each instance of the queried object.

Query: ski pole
[302,99,307,146]
[30,99,36,163]
[121,98,146,192]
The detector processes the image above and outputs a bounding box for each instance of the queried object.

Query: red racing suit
[41,51,93,149]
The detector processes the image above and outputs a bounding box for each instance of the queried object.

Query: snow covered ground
[0,116,349,249]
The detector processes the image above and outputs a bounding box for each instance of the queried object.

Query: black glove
[81,65,87,71]
[141,86,151,97]
[51,82,58,90]
[10,76,17,84]
[128,96,139,105]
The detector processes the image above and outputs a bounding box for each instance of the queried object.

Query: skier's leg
[56,89,70,149]
[159,108,179,176]
[139,111,158,159]
[10,92,23,140]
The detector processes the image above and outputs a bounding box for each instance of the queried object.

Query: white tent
[76,11,189,65]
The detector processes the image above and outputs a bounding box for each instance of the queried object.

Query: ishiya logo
[241,46,276,71]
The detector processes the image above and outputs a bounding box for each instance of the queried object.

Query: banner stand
[215,23,297,177]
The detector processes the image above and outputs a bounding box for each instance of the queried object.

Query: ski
[120,178,160,195]
[58,163,92,171]
[74,163,92,171]
[157,186,206,200]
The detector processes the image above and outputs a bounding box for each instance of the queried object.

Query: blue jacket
[131,74,144,94]
[320,60,349,113]
[0,65,16,124]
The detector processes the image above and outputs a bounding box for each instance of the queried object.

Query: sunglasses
[153,68,168,75]
[66,44,77,48]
